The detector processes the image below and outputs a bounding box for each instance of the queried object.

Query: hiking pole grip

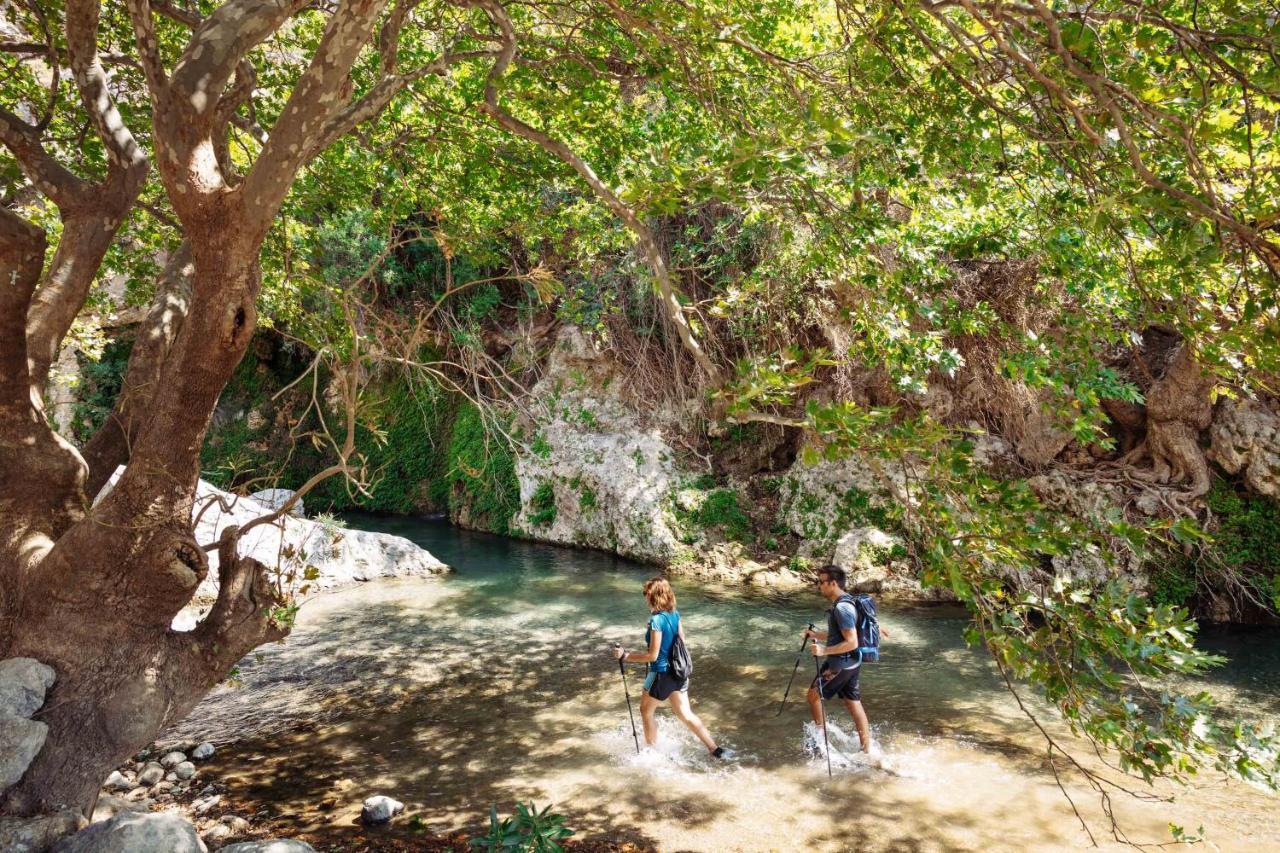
[617,653,641,754]
[776,622,816,716]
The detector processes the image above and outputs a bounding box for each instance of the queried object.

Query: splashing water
[174,519,1280,852]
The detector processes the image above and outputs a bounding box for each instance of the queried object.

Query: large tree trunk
[1,240,287,817]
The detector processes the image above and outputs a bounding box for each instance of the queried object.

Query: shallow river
[172,518,1280,852]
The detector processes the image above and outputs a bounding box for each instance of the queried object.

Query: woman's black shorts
[645,670,690,700]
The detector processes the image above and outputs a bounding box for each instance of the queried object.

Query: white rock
[201,823,232,847]
[1209,398,1280,497]
[103,771,133,791]
[359,795,404,825]
[91,794,148,822]
[248,490,304,517]
[138,762,165,786]
[832,527,900,573]
[174,761,196,780]
[0,712,47,791]
[193,793,220,814]
[511,329,689,563]
[0,810,84,853]
[160,751,187,769]
[97,470,449,627]
[165,772,177,782]
[192,742,215,760]
[51,811,207,853]
[0,658,56,719]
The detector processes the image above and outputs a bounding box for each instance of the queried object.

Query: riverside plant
[469,802,574,853]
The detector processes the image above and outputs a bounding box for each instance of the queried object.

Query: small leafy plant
[469,802,574,852]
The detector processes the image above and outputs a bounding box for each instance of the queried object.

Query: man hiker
[805,564,878,754]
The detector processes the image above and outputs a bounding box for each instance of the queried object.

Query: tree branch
[80,242,195,498]
[474,0,720,383]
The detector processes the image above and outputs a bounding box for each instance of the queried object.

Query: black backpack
[852,593,881,663]
[668,616,693,680]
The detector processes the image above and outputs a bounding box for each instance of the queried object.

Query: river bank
[135,519,1280,852]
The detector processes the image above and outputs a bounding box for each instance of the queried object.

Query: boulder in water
[174,761,197,780]
[52,811,206,853]
[360,795,404,825]
[192,742,216,760]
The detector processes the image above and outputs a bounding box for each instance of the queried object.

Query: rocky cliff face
[511,329,689,564]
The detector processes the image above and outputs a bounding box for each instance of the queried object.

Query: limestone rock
[138,762,165,786]
[360,795,404,825]
[778,454,897,557]
[832,527,900,572]
[160,750,187,768]
[91,794,149,822]
[220,841,316,853]
[247,490,304,517]
[174,760,197,780]
[192,742,216,760]
[0,658,56,719]
[97,472,449,624]
[0,810,84,853]
[220,842,316,853]
[103,770,133,791]
[52,811,207,853]
[512,328,688,563]
[1209,398,1280,497]
[201,823,233,848]
[0,712,48,790]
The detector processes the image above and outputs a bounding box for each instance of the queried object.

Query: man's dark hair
[818,565,847,589]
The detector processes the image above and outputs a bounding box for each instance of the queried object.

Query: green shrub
[447,401,521,534]
[529,480,557,527]
[695,488,751,542]
[467,801,573,852]
[70,337,133,444]
[1149,559,1197,608]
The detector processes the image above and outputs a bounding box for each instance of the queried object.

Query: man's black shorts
[646,670,689,700]
[812,662,860,701]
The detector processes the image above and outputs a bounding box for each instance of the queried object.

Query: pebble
[193,794,221,814]
[138,762,165,786]
[174,761,196,780]
[123,787,151,803]
[103,771,133,791]
[220,815,251,833]
[202,823,232,846]
[160,751,187,769]
[192,742,215,760]
[360,795,404,825]
[165,772,177,782]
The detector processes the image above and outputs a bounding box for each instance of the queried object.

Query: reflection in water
[171,519,1280,852]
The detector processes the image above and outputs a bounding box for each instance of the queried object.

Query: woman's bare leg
[669,691,718,753]
[639,691,659,745]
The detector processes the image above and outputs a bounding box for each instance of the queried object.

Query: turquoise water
[182,517,1280,851]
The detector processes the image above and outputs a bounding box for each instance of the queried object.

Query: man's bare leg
[841,698,871,752]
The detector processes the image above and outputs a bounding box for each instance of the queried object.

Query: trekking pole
[814,643,832,779]
[776,623,816,716]
[615,647,641,754]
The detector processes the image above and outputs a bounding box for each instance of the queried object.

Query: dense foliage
[7,0,1280,836]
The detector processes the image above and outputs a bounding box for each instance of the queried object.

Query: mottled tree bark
[2,0,466,818]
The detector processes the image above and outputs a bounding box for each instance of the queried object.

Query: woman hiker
[612,576,725,758]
